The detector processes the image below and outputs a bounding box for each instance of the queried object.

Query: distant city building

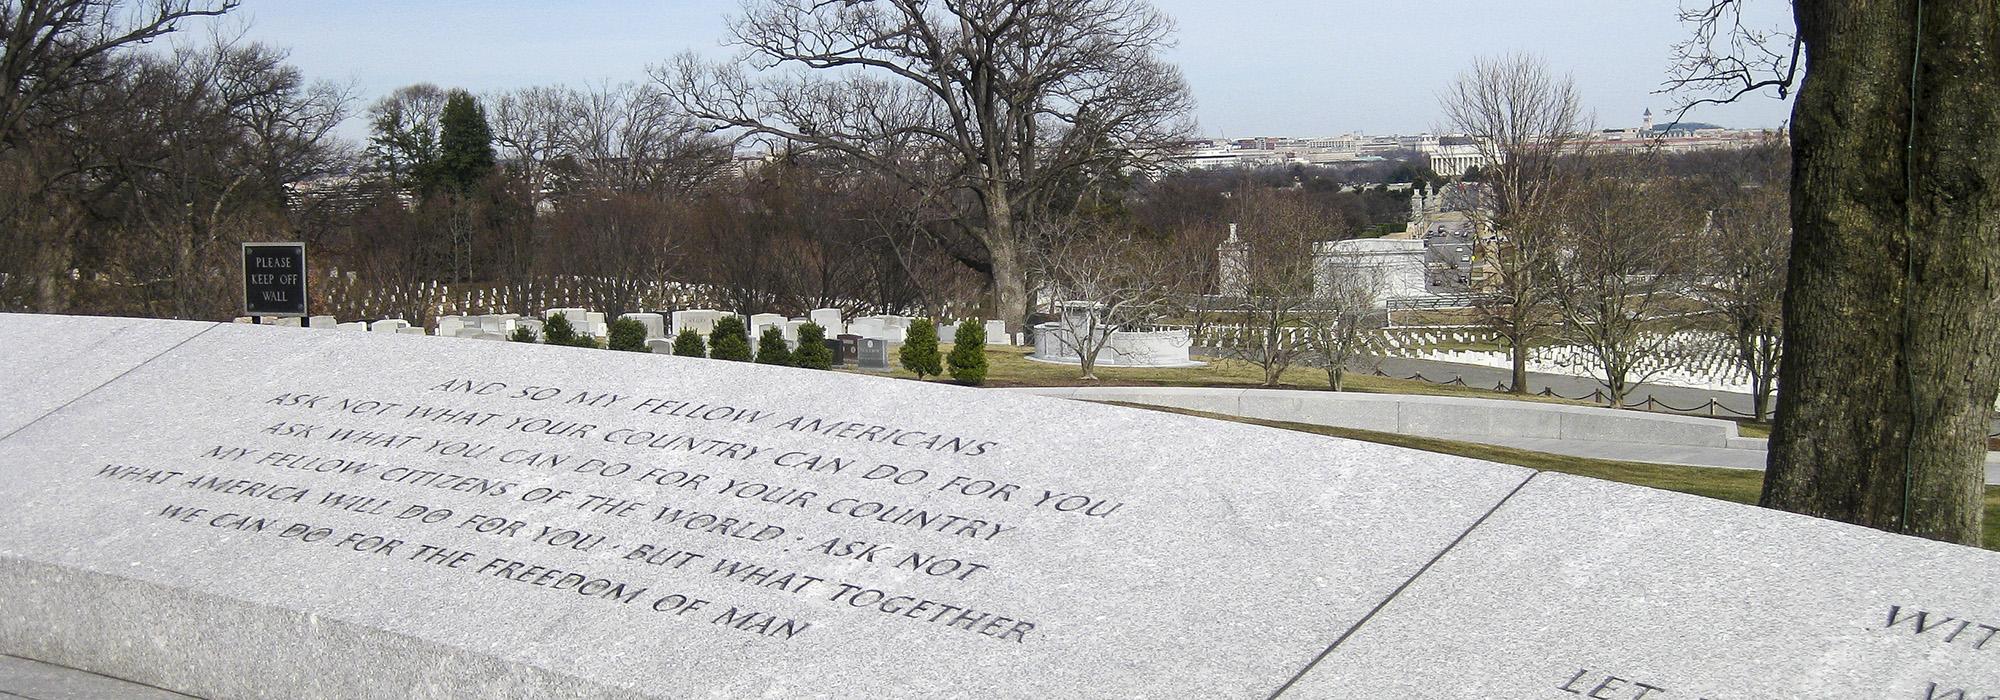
[1167,110,1781,173]
[1314,238,1430,304]
[1425,137,1494,178]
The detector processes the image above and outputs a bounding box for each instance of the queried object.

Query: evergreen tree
[543,313,579,345]
[672,328,707,357]
[709,316,752,361]
[755,326,794,366]
[508,325,538,343]
[949,321,989,385]
[794,322,833,369]
[607,318,649,352]
[434,89,496,195]
[900,318,943,379]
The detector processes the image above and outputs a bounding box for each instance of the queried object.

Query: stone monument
[0,312,1994,698]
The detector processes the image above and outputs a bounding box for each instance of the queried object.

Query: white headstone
[848,317,887,340]
[672,309,723,336]
[810,308,844,335]
[369,319,410,333]
[984,320,1008,345]
[307,316,338,330]
[749,313,786,340]
[622,313,666,340]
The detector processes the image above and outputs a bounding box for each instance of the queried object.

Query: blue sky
[192,0,1797,143]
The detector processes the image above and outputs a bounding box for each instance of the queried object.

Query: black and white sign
[241,243,307,317]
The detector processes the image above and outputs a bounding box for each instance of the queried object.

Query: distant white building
[1314,238,1430,306]
[1424,137,1498,178]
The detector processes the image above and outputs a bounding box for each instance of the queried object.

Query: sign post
[241,242,308,320]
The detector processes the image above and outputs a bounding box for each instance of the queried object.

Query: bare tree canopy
[1549,155,1700,405]
[1437,52,1588,394]
[1662,0,1802,117]
[0,0,238,149]
[1029,216,1173,379]
[653,0,1195,331]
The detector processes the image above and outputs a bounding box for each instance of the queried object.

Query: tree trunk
[983,190,1028,339]
[1752,374,1772,424]
[1764,0,2000,545]
[1509,338,1529,394]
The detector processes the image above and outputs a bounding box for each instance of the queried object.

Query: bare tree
[1298,248,1385,392]
[487,85,566,212]
[1437,52,1588,393]
[552,81,730,196]
[1661,0,1801,118]
[1547,156,1700,406]
[1224,187,1333,386]
[543,193,682,318]
[1029,218,1172,379]
[1686,140,1789,421]
[0,0,238,150]
[653,0,1194,333]
[0,0,240,311]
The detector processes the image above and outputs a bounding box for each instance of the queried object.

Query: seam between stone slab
[0,654,200,700]
[0,322,220,445]
[1264,470,1541,700]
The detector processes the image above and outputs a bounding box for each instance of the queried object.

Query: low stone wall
[1004,386,1750,450]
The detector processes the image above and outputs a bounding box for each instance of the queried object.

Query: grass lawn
[1106,401,2000,551]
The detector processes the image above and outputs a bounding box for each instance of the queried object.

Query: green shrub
[948,321,988,385]
[672,328,706,357]
[794,322,833,369]
[755,326,794,365]
[508,325,538,343]
[565,335,601,349]
[543,312,579,345]
[900,318,943,379]
[709,316,752,361]
[607,318,649,352]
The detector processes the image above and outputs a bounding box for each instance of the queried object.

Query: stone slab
[0,316,1533,698]
[1280,472,2000,699]
[0,652,198,699]
[0,314,213,437]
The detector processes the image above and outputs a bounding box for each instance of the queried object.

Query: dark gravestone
[857,337,889,371]
[823,339,845,366]
[836,334,861,366]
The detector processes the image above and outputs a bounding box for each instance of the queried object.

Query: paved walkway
[1365,356,1763,417]
[1014,384,2000,485]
